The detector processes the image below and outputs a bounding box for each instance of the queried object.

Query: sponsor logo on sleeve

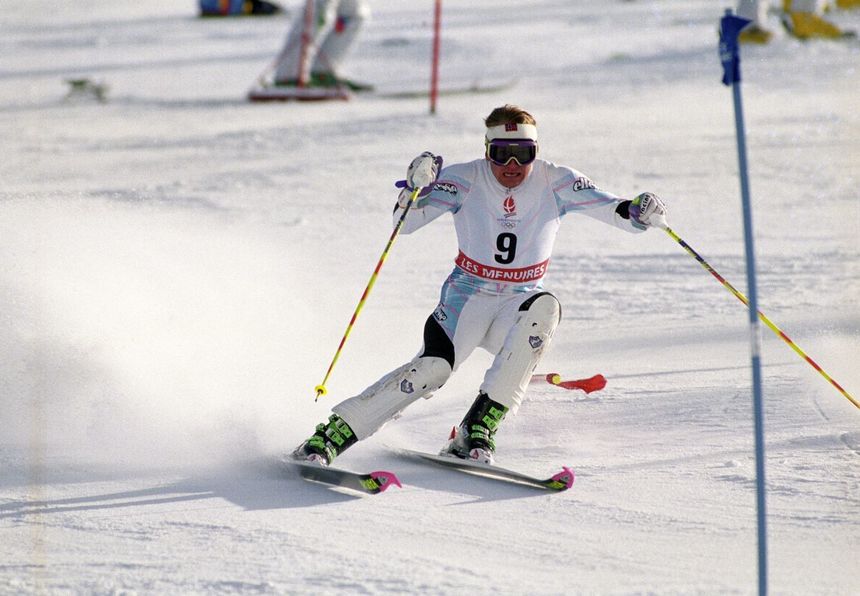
[432,182,458,195]
[572,177,596,192]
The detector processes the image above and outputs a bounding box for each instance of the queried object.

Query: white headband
[485,123,538,142]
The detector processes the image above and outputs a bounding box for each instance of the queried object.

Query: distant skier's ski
[248,79,517,102]
[283,458,401,495]
[394,448,574,492]
[248,84,350,102]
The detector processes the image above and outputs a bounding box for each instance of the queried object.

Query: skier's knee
[519,291,562,328]
[410,355,453,397]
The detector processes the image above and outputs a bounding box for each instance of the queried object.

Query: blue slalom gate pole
[719,10,768,595]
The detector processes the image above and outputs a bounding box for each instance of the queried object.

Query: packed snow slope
[1,1,858,594]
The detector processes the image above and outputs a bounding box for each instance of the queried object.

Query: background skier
[271,0,371,91]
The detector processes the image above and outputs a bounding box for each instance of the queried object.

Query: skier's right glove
[394,152,443,208]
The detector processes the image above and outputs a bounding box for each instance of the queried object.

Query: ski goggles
[485,139,538,166]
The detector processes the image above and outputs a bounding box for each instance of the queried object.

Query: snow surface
[2,1,859,594]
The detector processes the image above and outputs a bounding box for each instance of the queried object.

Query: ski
[282,458,401,495]
[530,372,606,393]
[247,85,350,102]
[393,448,574,492]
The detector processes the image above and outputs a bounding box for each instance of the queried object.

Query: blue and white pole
[719,10,768,595]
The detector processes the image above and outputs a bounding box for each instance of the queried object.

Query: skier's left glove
[629,192,668,229]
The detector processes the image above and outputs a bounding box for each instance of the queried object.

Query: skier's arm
[552,167,666,233]
[392,152,458,234]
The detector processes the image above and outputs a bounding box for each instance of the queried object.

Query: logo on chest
[498,195,520,229]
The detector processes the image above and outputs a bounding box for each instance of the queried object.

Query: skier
[271,0,370,91]
[293,104,668,466]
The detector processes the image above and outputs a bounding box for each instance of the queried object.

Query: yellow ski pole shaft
[314,187,424,401]
[660,224,858,409]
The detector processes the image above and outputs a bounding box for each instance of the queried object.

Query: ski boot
[292,414,357,466]
[780,0,854,39]
[441,392,509,465]
[309,72,375,92]
[738,24,774,44]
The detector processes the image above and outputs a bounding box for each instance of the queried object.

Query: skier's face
[488,158,533,189]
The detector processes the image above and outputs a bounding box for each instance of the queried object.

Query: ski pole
[314,186,424,401]
[657,222,858,410]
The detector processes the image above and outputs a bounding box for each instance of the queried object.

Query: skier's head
[484,104,538,189]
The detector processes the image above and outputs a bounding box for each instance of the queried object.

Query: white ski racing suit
[405,156,644,394]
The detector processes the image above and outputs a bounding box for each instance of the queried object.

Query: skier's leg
[736,0,774,43]
[443,291,560,463]
[294,275,493,464]
[332,353,452,440]
[311,0,369,81]
[294,313,456,463]
[737,0,766,24]
[294,354,450,464]
[272,0,338,84]
[481,291,561,413]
